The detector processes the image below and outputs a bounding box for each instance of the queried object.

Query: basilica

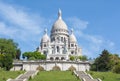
[38,9,82,60]
[11,10,90,71]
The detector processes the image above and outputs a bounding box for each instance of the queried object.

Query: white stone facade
[11,61,90,71]
[38,9,82,60]
[11,10,90,72]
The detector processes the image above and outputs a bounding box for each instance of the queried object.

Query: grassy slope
[29,71,81,81]
[0,70,24,81]
[88,71,120,81]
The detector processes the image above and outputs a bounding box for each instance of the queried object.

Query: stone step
[7,71,38,81]
[9,79,23,81]
[85,79,98,81]
[75,71,99,81]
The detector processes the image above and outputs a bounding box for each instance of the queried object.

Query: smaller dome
[69,29,77,42]
[41,29,50,42]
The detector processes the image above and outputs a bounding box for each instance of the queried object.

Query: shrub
[70,56,75,61]
[36,66,44,71]
[29,57,36,60]
[89,72,93,75]
[52,66,61,71]
[68,65,76,71]
[112,64,120,74]
[2,77,6,80]
[29,76,32,80]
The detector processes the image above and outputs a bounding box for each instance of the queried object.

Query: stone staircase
[7,70,39,81]
[74,71,102,81]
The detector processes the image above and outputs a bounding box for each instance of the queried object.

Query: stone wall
[11,60,90,71]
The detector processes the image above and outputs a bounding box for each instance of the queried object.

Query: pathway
[74,71,102,81]
[7,70,38,81]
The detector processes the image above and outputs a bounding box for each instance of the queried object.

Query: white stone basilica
[11,9,90,72]
[38,9,82,60]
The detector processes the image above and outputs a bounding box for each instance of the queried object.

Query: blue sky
[0,0,120,58]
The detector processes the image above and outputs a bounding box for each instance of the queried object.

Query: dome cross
[58,9,62,19]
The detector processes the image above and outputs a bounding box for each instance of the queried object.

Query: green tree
[0,38,19,59]
[92,49,110,71]
[112,63,120,74]
[23,51,46,60]
[69,56,75,61]
[0,54,13,70]
[108,54,120,70]
[79,55,88,61]
[16,49,21,60]
[0,38,20,70]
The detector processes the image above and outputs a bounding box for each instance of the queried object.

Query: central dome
[52,19,68,30]
[51,9,68,32]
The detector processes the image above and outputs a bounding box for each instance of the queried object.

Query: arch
[57,46,60,53]
[43,51,47,55]
[68,65,76,71]
[36,65,44,71]
[52,65,61,71]
[55,57,59,60]
[61,57,65,60]
[50,57,54,60]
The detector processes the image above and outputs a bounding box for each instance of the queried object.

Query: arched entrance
[55,57,59,60]
[50,57,54,60]
[61,57,65,60]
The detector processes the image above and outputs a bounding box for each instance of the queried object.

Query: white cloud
[0,22,17,37]
[0,2,45,41]
[66,17,115,58]
[0,2,49,52]
[66,17,88,30]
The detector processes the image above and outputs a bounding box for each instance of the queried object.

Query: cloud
[66,17,88,30]
[0,22,17,37]
[0,2,45,41]
[66,17,115,58]
[0,1,48,52]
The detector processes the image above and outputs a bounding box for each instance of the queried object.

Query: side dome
[41,29,50,42]
[69,29,77,42]
[51,9,68,32]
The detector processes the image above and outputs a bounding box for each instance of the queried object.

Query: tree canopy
[0,38,20,59]
[23,51,46,60]
[91,49,120,73]
[0,38,20,70]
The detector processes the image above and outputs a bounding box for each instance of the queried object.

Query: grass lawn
[29,71,81,81]
[88,71,120,81]
[0,70,24,81]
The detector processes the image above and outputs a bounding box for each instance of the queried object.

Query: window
[57,46,60,53]
[44,44,46,47]
[71,44,74,47]
[57,37,59,41]
[43,51,47,55]
[64,37,66,42]
[50,57,54,60]
[71,51,74,54]
[61,37,63,42]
